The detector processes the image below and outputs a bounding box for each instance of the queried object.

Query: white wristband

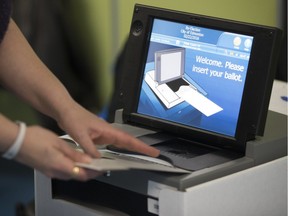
[2,122,27,159]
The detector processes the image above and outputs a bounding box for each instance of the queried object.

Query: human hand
[57,104,160,158]
[15,125,102,181]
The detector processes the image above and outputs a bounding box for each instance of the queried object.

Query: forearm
[0,19,76,122]
[0,20,160,161]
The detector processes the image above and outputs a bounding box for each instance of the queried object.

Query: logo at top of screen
[244,38,252,49]
[233,36,242,48]
[233,36,253,50]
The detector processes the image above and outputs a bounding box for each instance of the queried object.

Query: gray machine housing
[94,109,287,191]
[50,110,286,216]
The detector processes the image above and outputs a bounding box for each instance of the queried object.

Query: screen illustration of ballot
[145,48,223,117]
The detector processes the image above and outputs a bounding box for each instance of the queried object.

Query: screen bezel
[120,4,282,152]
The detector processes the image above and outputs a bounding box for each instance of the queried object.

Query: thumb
[73,134,101,158]
[59,141,93,163]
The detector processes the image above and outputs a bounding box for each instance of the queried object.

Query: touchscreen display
[137,18,254,137]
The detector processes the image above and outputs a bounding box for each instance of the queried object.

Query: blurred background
[0,0,286,215]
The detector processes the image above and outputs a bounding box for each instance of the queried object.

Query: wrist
[2,121,27,159]
[56,101,83,129]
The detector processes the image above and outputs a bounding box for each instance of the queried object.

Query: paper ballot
[76,150,190,173]
[61,135,190,174]
[176,86,223,117]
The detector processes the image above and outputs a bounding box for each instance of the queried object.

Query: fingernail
[153,149,160,157]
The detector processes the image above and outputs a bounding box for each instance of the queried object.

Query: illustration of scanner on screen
[144,48,223,117]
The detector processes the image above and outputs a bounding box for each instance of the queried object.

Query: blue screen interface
[137,18,254,137]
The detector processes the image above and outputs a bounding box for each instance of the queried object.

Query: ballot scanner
[35,109,287,216]
[35,5,286,216]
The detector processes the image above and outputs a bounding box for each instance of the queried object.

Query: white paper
[75,150,191,173]
[176,85,223,116]
[61,135,190,173]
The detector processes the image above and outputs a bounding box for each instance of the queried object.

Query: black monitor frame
[120,4,282,152]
